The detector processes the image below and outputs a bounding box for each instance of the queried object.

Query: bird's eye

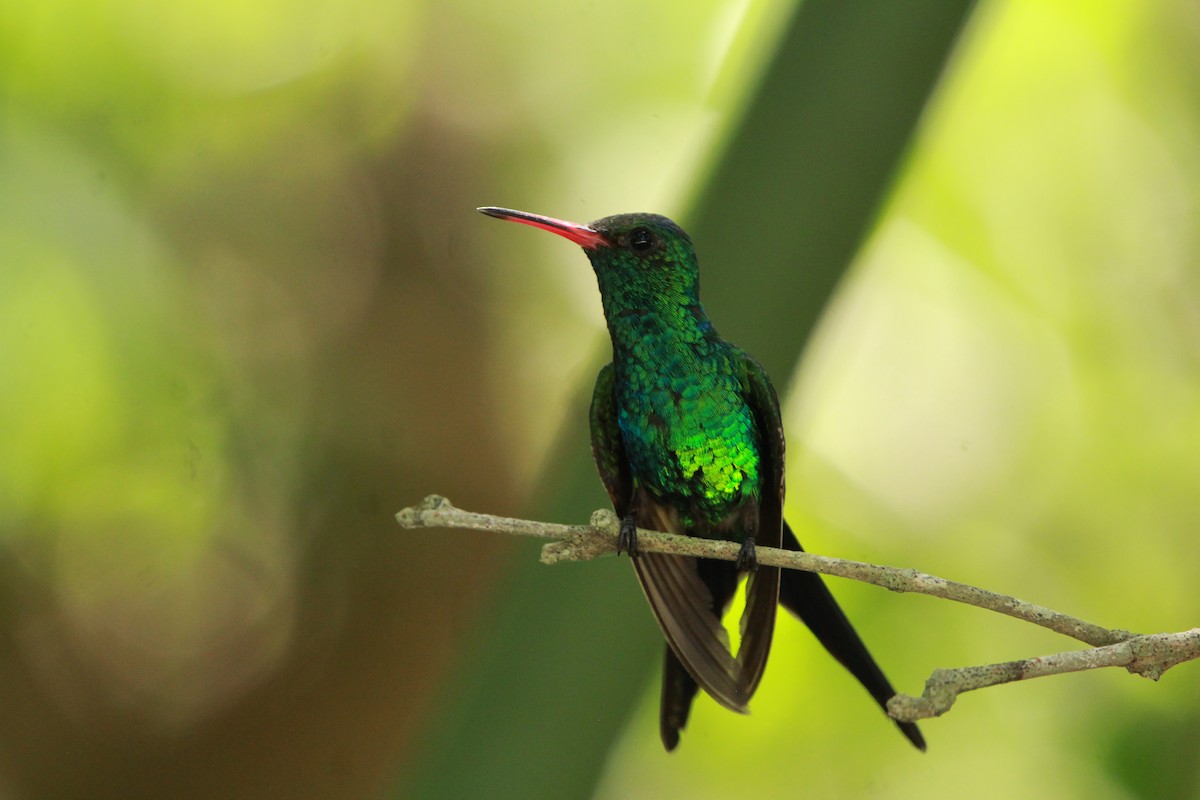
[629,227,655,252]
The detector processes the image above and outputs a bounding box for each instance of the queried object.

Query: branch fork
[397,495,1198,723]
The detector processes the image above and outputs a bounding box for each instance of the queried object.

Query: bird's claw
[735,537,757,572]
[617,514,640,558]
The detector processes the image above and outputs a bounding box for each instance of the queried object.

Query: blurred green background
[2,0,1199,798]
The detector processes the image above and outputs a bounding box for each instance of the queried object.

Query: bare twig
[888,629,1200,720]
[396,495,1129,646]
[396,495,1199,723]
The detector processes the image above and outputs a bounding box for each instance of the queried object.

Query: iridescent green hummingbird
[479,206,924,752]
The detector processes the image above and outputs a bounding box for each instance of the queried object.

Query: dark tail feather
[659,646,699,751]
[780,521,926,751]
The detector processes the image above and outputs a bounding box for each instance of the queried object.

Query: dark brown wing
[734,352,785,700]
[632,501,748,714]
[589,363,631,515]
[659,557,739,749]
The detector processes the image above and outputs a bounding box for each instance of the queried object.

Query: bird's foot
[617,514,640,558]
[735,536,757,572]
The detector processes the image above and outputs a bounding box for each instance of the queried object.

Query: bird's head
[478,207,702,312]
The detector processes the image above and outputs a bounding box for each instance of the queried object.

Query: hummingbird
[478,206,924,752]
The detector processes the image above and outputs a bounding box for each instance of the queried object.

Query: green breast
[616,343,761,524]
